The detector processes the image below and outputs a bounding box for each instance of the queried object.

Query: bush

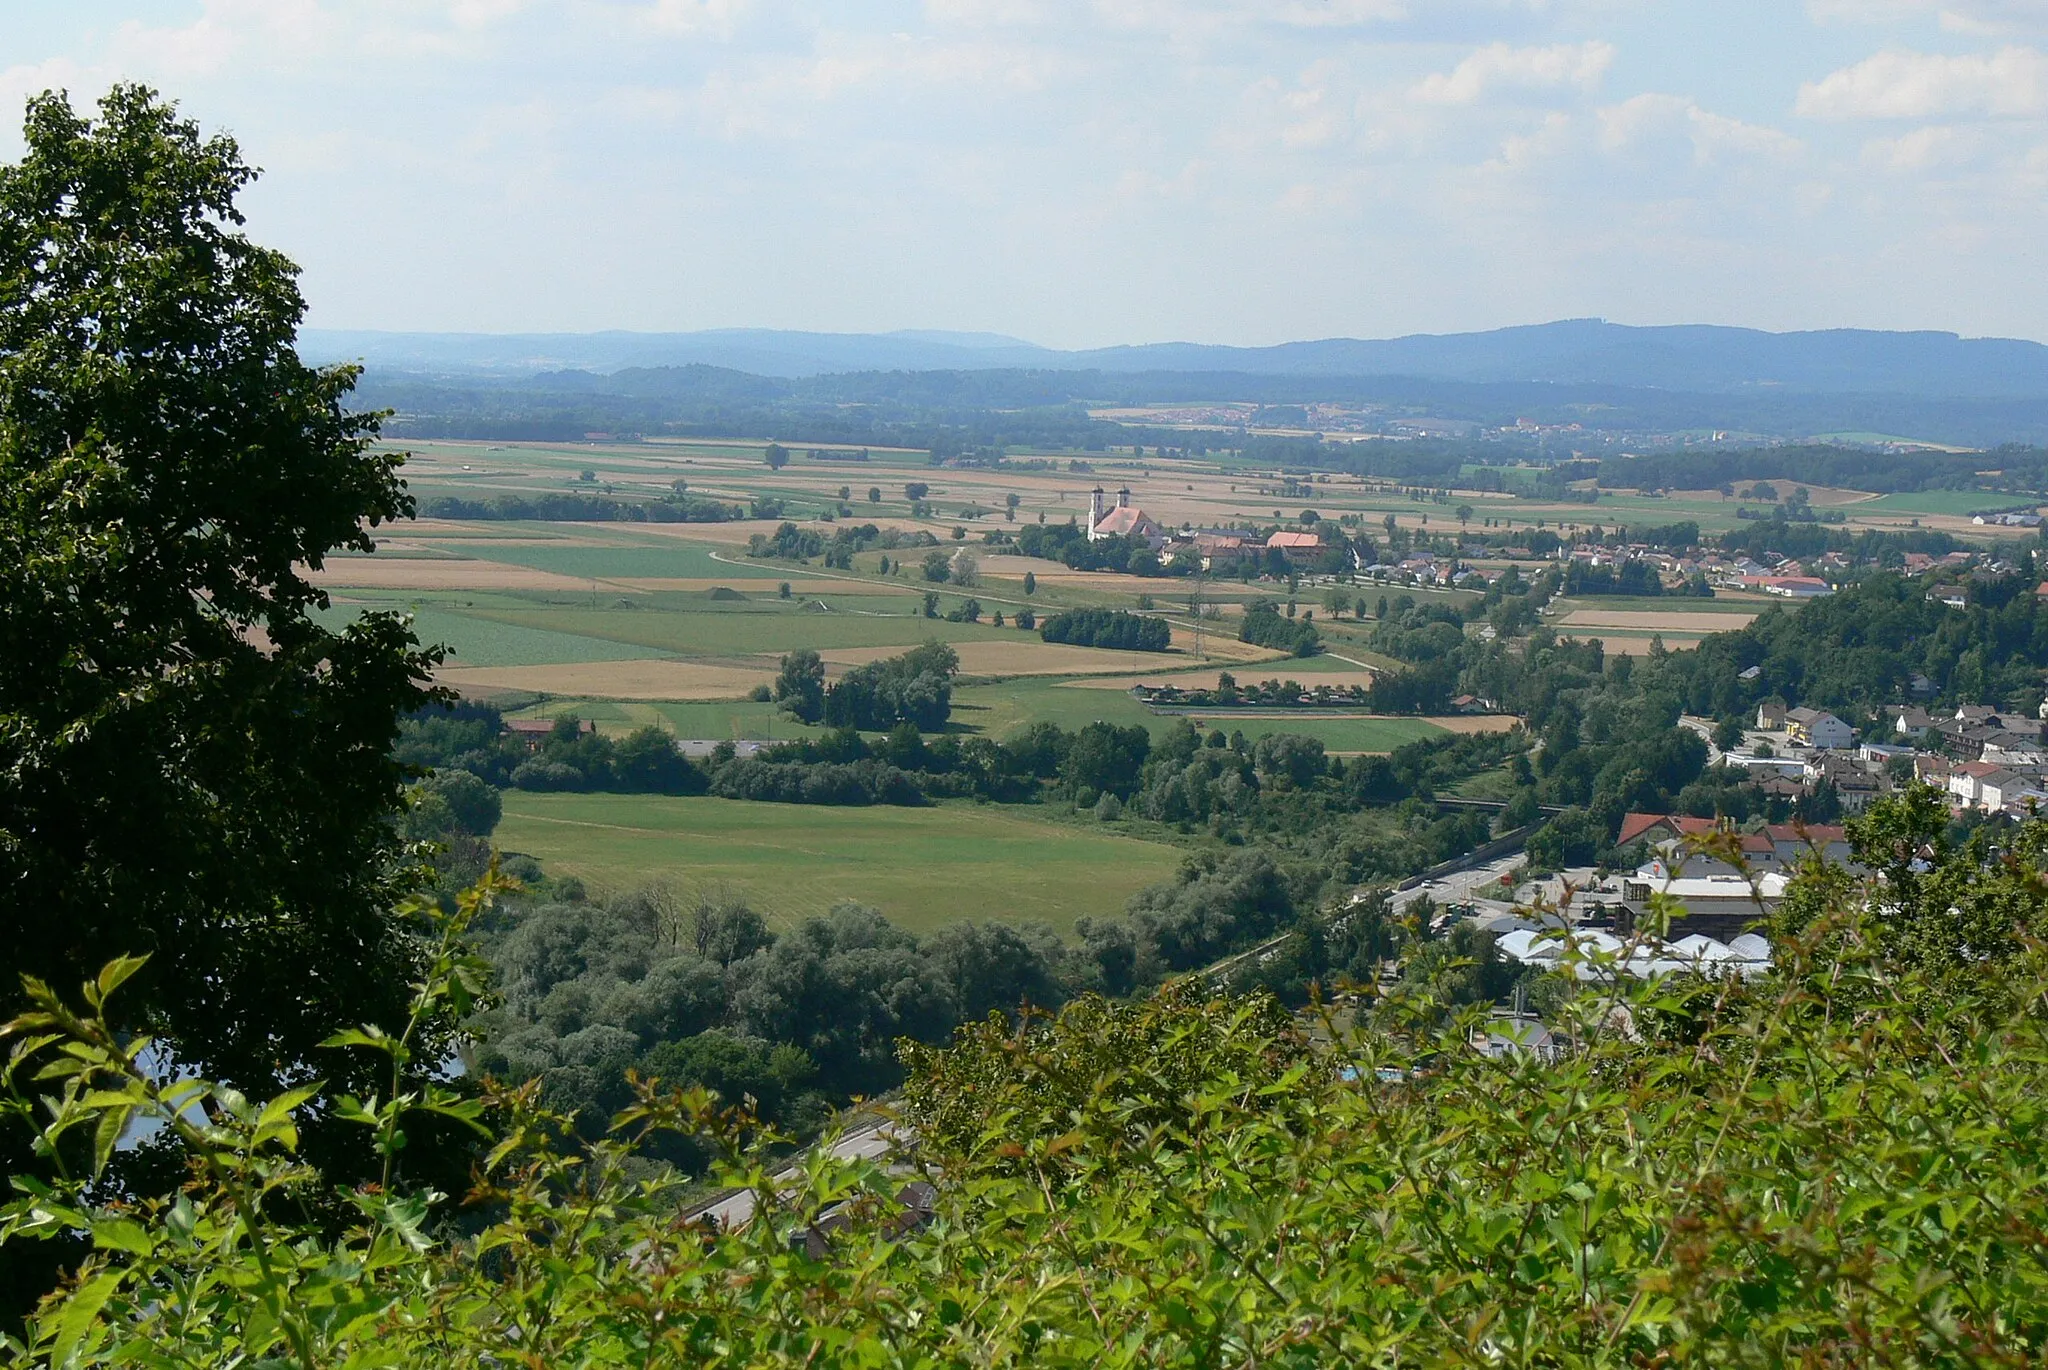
[509,759,584,791]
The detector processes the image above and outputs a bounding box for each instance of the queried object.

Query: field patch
[312,558,624,594]
[458,605,1003,657]
[440,658,774,700]
[493,793,1185,935]
[454,542,779,581]
[617,577,918,596]
[396,608,665,668]
[1062,666,1375,692]
[1151,713,1449,753]
[1559,609,1757,633]
[1421,714,1523,735]
[818,639,1219,678]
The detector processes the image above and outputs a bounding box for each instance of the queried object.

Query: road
[685,1119,909,1232]
[1388,851,1528,912]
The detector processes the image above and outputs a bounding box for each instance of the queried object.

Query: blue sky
[3,1,2046,346]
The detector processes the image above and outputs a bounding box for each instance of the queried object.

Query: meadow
[493,792,1188,935]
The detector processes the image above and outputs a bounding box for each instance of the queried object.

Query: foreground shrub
[7,829,2048,1365]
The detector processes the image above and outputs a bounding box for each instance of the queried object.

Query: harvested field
[1422,715,1524,734]
[1062,666,1374,692]
[816,641,1216,678]
[1559,609,1756,633]
[439,658,775,700]
[311,558,637,593]
[1165,627,1289,663]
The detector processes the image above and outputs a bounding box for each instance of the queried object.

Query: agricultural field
[338,440,1544,753]
[356,438,1570,927]
[493,792,1187,935]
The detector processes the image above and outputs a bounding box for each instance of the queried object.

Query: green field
[454,602,1006,657]
[463,541,793,581]
[1855,490,2025,517]
[494,792,1186,935]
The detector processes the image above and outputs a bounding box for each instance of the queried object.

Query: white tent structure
[1494,927,1771,980]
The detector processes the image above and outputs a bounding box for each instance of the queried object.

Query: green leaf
[320,1027,392,1053]
[91,956,150,1006]
[90,1217,155,1258]
[47,1269,121,1368]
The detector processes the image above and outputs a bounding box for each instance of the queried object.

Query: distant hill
[302,320,2048,398]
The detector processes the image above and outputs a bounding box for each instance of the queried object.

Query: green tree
[772,649,826,724]
[417,769,502,837]
[1023,570,1037,596]
[0,85,451,1319]
[867,486,881,503]
[764,443,789,469]
[609,726,703,794]
[904,481,929,501]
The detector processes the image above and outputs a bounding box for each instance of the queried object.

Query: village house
[1785,707,1854,750]
[504,718,598,752]
[1265,529,1325,563]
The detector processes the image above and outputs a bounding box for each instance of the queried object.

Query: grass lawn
[494,792,1185,935]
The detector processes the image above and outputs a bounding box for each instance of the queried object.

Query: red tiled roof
[1093,507,1158,536]
[1266,531,1324,549]
[1764,824,1847,845]
[1618,812,1679,844]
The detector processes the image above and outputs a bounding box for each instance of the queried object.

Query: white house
[1785,707,1854,751]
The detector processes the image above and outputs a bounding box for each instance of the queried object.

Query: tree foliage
[0,85,450,1305]
[11,800,2048,1364]
[1039,607,1172,652]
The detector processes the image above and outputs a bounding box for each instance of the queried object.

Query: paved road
[1389,852,1527,911]
[686,1120,909,1232]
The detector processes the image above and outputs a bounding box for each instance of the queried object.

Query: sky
[2,1,2046,347]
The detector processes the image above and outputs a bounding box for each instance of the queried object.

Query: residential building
[1265,529,1326,562]
[1785,707,1854,750]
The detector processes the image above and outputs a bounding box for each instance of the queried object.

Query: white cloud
[1861,122,1985,167]
[1809,1,2048,36]
[636,0,752,36]
[1414,40,1615,103]
[1598,93,1805,163]
[1797,46,2048,118]
[924,0,1047,23]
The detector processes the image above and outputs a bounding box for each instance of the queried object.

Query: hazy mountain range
[301,320,2048,400]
